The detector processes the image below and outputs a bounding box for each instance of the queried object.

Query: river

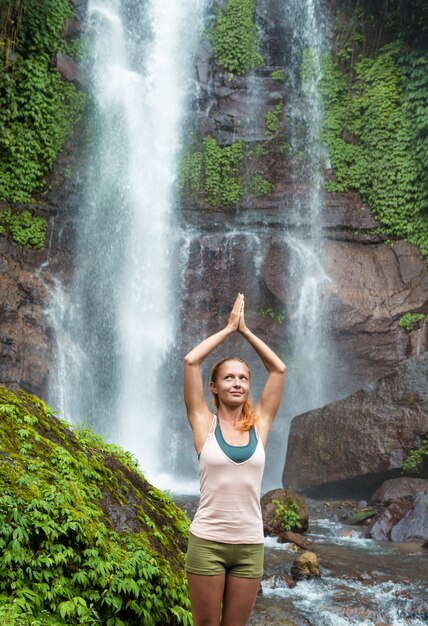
[252,519,427,626]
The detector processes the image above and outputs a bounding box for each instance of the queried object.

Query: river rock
[290,551,320,581]
[371,477,428,504]
[263,574,296,590]
[283,352,428,498]
[368,500,413,541]
[390,493,428,542]
[261,488,309,536]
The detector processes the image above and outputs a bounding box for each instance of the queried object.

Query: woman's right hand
[227,293,243,331]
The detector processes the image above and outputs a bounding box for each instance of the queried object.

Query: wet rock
[261,488,309,536]
[369,500,413,540]
[277,530,313,551]
[0,241,52,396]
[390,492,428,542]
[371,477,428,504]
[52,52,81,84]
[262,574,296,589]
[290,551,320,581]
[283,353,428,498]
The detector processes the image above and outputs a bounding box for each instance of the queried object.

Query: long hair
[209,357,257,432]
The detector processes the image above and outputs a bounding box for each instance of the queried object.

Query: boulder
[390,493,428,542]
[371,477,428,504]
[290,551,320,581]
[368,500,413,540]
[261,488,309,537]
[283,352,428,498]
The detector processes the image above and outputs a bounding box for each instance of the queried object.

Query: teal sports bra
[214,415,257,463]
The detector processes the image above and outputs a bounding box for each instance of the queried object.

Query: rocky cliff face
[0,1,427,416]
[179,16,428,403]
[283,352,428,498]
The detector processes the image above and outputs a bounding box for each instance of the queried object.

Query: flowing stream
[256,521,427,626]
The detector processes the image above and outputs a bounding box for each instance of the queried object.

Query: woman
[183,293,286,626]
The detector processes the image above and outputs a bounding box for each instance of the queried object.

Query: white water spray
[283,0,335,412]
[48,0,207,481]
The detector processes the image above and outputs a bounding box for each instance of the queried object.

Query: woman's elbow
[277,362,287,375]
[184,353,198,367]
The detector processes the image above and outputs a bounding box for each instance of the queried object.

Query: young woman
[183,293,286,626]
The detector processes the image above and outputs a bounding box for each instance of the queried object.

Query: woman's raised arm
[183,294,243,448]
[238,297,286,443]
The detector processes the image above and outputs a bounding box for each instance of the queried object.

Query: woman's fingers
[227,293,243,329]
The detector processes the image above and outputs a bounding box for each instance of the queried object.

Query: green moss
[317,43,428,261]
[178,150,203,195]
[250,174,272,197]
[269,69,285,81]
[258,307,285,325]
[265,103,283,135]
[402,436,428,475]
[210,0,264,76]
[0,387,192,625]
[179,137,277,206]
[398,312,426,333]
[0,0,86,202]
[203,136,243,205]
[0,208,47,249]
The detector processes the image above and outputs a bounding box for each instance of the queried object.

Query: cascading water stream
[48,0,207,482]
[283,0,336,414]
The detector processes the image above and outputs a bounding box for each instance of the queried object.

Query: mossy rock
[261,488,309,536]
[0,386,191,625]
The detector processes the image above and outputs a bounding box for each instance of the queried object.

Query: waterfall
[48,0,207,482]
[282,0,335,414]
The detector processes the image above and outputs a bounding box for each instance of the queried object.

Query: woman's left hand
[227,293,243,331]
[238,294,248,334]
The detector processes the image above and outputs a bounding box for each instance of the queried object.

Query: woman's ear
[209,381,217,394]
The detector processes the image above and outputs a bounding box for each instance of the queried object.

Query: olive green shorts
[185,533,264,578]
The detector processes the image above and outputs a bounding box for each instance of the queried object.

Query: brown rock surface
[371,477,428,504]
[0,239,53,396]
[283,352,428,497]
[389,493,428,542]
[368,500,413,540]
[290,551,320,581]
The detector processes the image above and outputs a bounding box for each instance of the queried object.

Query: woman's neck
[217,405,244,427]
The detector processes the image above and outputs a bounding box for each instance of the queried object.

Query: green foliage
[178,150,203,195]
[259,307,285,324]
[203,136,243,205]
[398,312,426,333]
[178,137,275,206]
[269,69,285,81]
[265,103,283,135]
[402,436,428,474]
[0,0,86,202]
[318,43,428,261]
[0,387,192,626]
[0,208,47,248]
[250,174,272,197]
[210,0,264,75]
[272,497,302,532]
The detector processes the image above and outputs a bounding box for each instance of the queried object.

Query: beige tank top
[190,415,265,544]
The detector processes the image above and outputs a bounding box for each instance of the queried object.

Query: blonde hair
[209,358,257,432]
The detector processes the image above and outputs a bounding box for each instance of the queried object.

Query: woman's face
[210,360,250,407]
